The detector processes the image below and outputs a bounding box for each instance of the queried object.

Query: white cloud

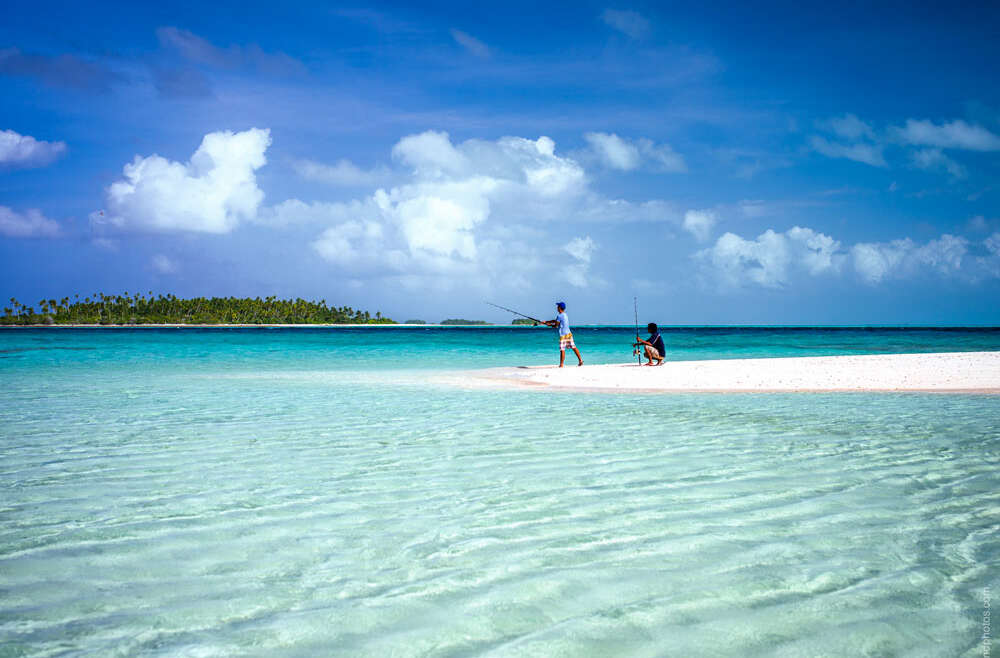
[151,254,177,274]
[911,148,967,179]
[851,241,908,284]
[987,233,1000,255]
[584,132,686,172]
[280,131,685,290]
[314,220,400,268]
[0,129,66,168]
[821,114,876,141]
[980,232,1000,278]
[392,130,471,179]
[292,131,586,283]
[893,119,1000,151]
[601,9,651,39]
[377,179,494,259]
[565,236,595,262]
[852,234,968,283]
[810,136,886,167]
[293,158,390,186]
[564,236,597,287]
[98,128,270,233]
[0,206,61,238]
[701,224,981,288]
[683,209,716,242]
[639,139,687,172]
[585,132,640,170]
[450,29,490,57]
[697,226,843,288]
[260,198,371,227]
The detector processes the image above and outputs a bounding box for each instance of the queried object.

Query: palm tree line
[1,293,395,325]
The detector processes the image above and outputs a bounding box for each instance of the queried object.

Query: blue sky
[2,0,999,324]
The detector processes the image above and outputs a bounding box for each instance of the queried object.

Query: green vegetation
[404,319,427,324]
[1,293,395,325]
[512,318,540,326]
[440,319,489,325]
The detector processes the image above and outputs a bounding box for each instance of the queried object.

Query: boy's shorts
[559,333,575,350]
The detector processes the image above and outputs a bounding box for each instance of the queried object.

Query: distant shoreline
[0,323,520,328]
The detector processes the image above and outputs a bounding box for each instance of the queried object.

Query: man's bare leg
[572,346,583,366]
[559,349,566,367]
[644,345,663,365]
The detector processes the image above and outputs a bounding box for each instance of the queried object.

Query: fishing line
[633,296,641,365]
[484,301,544,324]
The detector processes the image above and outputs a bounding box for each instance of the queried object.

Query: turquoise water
[2,328,998,656]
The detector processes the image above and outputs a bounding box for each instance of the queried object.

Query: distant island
[439,319,489,325]
[512,318,540,326]
[1,293,395,325]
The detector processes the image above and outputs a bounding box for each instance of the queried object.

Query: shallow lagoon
[1,328,998,655]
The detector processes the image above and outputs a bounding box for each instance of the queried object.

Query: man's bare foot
[578,361,584,366]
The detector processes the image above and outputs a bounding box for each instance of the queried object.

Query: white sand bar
[468,352,1000,393]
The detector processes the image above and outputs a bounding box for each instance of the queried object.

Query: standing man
[635,323,666,366]
[545,301,584,367]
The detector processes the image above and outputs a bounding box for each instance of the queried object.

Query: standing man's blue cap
[556,301,566,310]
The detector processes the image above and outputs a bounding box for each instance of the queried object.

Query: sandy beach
[467,351,1000,393]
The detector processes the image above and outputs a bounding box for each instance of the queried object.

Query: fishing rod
[485,301,545,325]
[633,296,641,365]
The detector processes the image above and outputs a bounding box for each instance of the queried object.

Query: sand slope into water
[467,351,1000,393]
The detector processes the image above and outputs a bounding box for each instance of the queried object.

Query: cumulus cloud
[450,29,490,57]
[0,206,61,238]
[279,132,588,286]
[392,130,472,179]
[314,220,400,268]
[97,128,271,233]
[268,130,683,290]
[601,9,651,39]
[584,132,686,172]
[293,158,391,187]
[852,234,968,283]
[700,223,988,288]
[0,129,66,168]
[697,226,843,288]
[683,209,716,242]
[809,135,886,167]
[378,180,494,259]
[911,148,966,179]
[892,119,1000,151]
